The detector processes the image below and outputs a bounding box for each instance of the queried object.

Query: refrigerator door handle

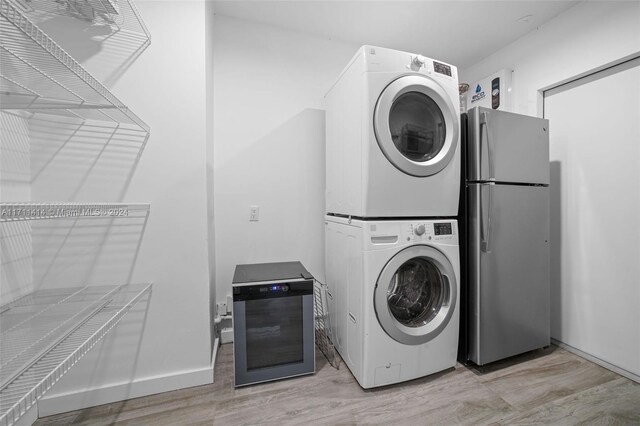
[481,183,494,253]
[480,111,495,181]
[479,184,486,249]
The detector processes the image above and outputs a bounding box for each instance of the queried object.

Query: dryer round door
[374,75,459,177]
[374,245,457,345]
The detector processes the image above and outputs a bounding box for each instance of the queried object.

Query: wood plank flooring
[36,344,640,425]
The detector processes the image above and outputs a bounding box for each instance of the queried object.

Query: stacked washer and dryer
[324,46,462,389]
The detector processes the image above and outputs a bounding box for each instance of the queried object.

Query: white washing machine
[325,215,460,388]
[325,45,460,218]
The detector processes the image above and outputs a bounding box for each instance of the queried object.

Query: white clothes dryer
[325,46,461,218]
[325,215,460,388]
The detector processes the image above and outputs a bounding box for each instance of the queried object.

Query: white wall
[460,1,640,117]
[213,16,358,304]
[461,1,640,376]
[37,0,213,415]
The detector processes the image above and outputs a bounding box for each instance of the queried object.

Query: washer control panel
[404,222,456,242]
[434,222,452,236]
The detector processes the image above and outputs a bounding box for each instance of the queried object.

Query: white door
[374,245,457,345]
[374,75,459,177]
[544,56,640,379]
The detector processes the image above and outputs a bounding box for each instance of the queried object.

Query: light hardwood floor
[36,344,640,425]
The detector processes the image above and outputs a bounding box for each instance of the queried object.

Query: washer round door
[374,75,459,177]
[374,245,457,345]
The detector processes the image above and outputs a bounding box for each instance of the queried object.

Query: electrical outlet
[221,327,234,344]
[249,205,259,221]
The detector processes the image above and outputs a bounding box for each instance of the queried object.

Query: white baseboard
[38,365,214,418]
[552,338,640,384]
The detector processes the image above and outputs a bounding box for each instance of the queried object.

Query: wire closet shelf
[0,0,149,131]
[0,283,152,426]
[17,0,151,42]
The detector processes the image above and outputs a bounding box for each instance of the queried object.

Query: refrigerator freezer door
[468,183,550,365]
[467,107,550,184]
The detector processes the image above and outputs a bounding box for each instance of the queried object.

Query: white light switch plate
[249,205,259,221]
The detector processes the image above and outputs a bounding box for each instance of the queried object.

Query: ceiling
[212,0,581,69]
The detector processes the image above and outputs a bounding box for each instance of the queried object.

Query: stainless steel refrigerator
[459,107,550,366]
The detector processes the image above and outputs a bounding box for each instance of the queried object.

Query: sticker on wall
[467,69,513,112]
[472,84,486,104]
